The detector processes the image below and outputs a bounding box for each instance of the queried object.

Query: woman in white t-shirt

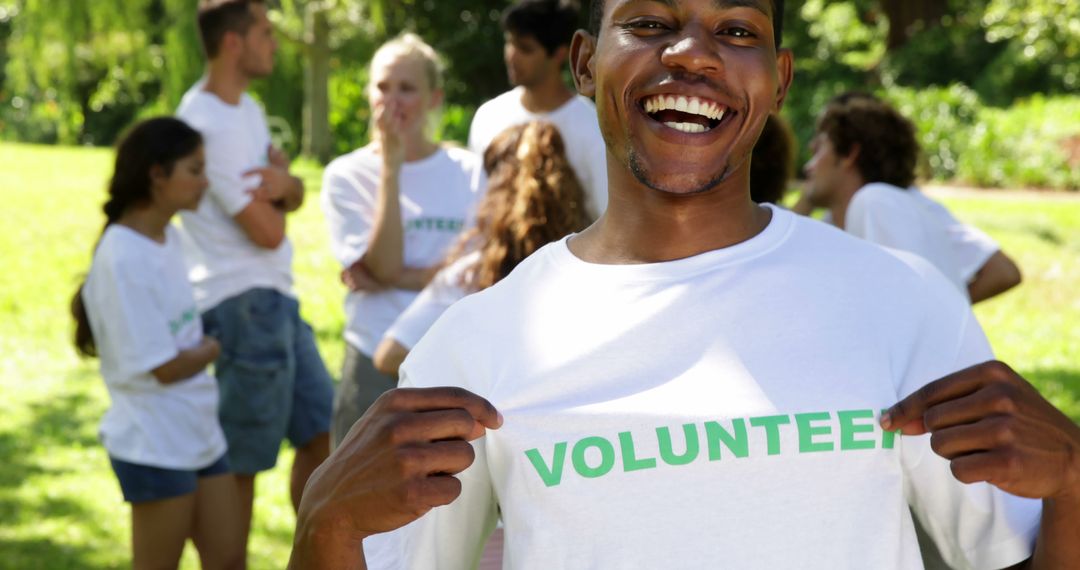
[71,118,242,569]
[372,121,591,376]
[321,33,486,446]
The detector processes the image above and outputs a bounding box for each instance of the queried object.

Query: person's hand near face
[374,98,407,173]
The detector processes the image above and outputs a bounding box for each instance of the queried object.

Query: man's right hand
[289,387,503,569]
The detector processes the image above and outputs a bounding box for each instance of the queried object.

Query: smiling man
[290,0,1080,568]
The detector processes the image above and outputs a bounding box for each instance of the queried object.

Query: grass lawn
[1,141,1078,568]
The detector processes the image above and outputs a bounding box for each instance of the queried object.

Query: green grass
[1,142,1078,568]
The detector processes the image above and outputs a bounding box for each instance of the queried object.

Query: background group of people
[68,0,1044,569]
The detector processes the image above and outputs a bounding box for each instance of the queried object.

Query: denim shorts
[201,288,334,474]
[110,454,230,503]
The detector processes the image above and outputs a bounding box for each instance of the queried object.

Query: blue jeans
[202,288,334,474]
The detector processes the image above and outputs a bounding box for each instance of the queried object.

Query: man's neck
[519,74,574,114]
[202,60,250,106]
[827,176,866,230]
[570,163,771,265]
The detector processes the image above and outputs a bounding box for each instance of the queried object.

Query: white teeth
[663,121,707,134]
[645,94,726,123]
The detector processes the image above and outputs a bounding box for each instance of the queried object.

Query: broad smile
[639,93,735,135]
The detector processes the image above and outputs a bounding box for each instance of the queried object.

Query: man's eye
[720,26,756,39]
[622,20,669,31]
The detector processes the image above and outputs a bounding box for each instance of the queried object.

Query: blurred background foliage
[1,0,1078,189]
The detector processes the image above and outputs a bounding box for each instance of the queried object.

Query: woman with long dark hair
[72,117,242,569]
[373,120,590,375]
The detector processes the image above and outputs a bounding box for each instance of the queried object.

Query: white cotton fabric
[82,225,226,470]
[364,205,1039,570]
[176,87,294,311]
[468,87,608,219]
[321,145,485,356]
[908,189,1000,283]
[384,250,479,350]
[845,183,1002,295]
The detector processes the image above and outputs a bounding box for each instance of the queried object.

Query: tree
[272,0,369,162]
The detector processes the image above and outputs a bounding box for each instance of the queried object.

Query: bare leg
[290,432,330,511]
[234,473,256,568]
[191,473,245,570]
[131,493,195,570]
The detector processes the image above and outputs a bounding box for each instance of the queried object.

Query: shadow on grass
[0,388,98,487]
[0,536,103,570]
[1024,224,1064,246]
[0,369,112,569]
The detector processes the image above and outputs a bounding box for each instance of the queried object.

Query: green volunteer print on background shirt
[405,217,465,233]
[524,409,900,488]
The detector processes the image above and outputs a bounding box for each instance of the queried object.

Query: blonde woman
[321,33,485,446]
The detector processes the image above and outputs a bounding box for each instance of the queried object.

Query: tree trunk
[880,0,947,51]
[302,6,332,163]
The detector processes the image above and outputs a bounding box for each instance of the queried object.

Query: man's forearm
[1027,492,1080,569]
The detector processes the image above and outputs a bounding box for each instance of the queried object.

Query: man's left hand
[883,360,1080,500]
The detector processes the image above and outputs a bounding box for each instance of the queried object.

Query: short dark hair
[816,92,920,189]
[588,0,784,48]
[503,0,581,55]
[750,114,795,204]
[197,0,265,59]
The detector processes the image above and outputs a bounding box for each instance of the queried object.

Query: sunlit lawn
[1,142,1077,568]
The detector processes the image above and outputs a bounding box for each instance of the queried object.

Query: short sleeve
[202,131,257,216]
[89,258,179,378]
[948,223,1000,283]
[320,162,377,268]
[895,266,1041,569]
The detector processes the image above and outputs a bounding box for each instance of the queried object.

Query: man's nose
[659,24,724,77]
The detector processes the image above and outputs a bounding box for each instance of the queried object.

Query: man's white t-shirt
[321,145,485,357]
[82,224,227,470]
[845,183,1001,295]
[468,87,608,219]
[176,87,293,311]
[364,206,1039,569]
[384,250,479,350]
[908,189,1000,283]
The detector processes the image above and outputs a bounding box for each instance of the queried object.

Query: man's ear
[570,30,597,98]
[219,30,242,58]
[773,48,794,111]
[842,143,861,168]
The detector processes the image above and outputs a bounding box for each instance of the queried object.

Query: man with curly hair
[802,92,1022,303]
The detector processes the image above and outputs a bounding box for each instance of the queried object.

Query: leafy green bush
[881,86,1080,190]
[880,84,983,181]
[960,96,1080,190]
